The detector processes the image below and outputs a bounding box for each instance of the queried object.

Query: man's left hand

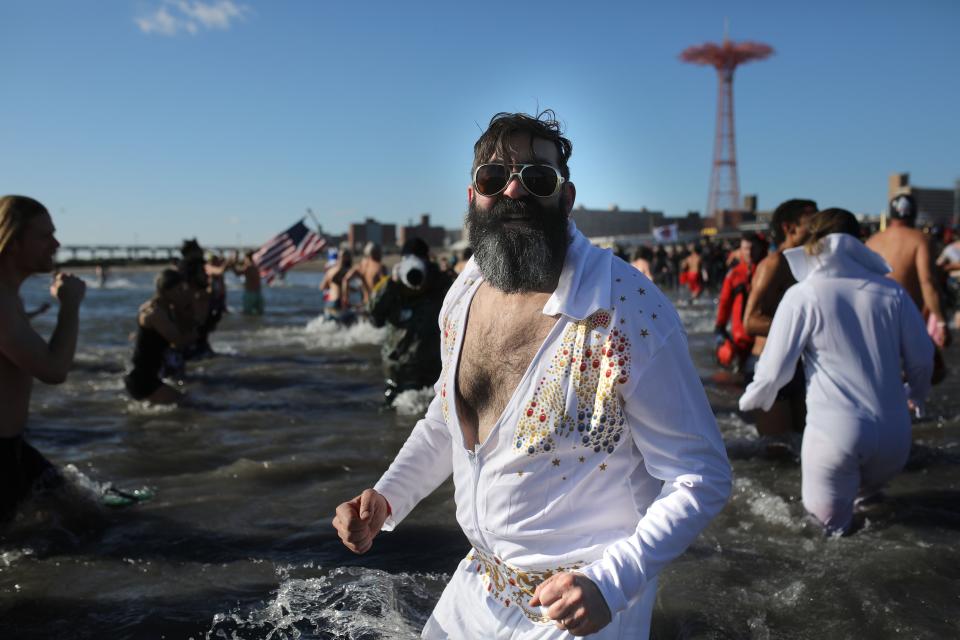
[529,571,611,636]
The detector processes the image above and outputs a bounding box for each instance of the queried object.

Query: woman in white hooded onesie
[740,209,933,534]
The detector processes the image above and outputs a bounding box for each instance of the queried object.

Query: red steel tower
[681,36,773,229]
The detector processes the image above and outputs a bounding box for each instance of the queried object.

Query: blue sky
[2,0,958,246]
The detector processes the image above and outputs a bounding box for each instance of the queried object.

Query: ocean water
[1,269,958,639]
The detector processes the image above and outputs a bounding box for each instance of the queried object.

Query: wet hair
[472,110,573,181]
[770,199,817,245]
[804,208,861,255]
[401,237,430,259]
[180,238,203,258]
[155,268,185,295]
[0,195,48,256]
[889,193,917,221]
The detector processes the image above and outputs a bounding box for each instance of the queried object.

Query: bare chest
[456,304,557,446]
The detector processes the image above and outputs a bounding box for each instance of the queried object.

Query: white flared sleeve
[739,290,812,412]
[577,328,732,615]
[899,292,934,408]
[373,390,453,531]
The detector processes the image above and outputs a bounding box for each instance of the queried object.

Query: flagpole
[305,208,323,234]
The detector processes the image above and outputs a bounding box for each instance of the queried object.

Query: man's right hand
[332,489,389,554]
[51,272,86,307]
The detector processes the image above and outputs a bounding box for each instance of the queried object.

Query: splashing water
[392,387,434,417]
[207,567,448,640]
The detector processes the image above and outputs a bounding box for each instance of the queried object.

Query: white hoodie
[740,233,933,421]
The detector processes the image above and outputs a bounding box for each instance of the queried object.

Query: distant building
[445,227,464,248]
[888,173,960,227]
[656,211,706,234]
[570,205,662,238]
[348,218,397,252]
[399,214,447,250]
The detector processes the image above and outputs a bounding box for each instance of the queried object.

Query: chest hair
[457,297,556,441]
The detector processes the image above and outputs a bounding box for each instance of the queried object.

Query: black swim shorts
[0,435,62,522]
[123,370,163,401]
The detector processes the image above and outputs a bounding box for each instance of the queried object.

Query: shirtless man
[320,248,353,316]
[342,242,388,305]
[679,244,704,301]
[867,194,949,381]
[742,199,817,441]
[332,111,730,639]
[0,196,86,521]
[235,250,264,315]
[631,246,654,280]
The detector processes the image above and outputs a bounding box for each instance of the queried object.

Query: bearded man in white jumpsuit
[334,111,732,638]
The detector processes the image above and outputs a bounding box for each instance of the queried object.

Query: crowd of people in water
[98,193,960,540]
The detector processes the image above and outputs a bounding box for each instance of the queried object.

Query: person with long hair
[740,208,933,534]
[123,269,197,404]
[0,195,86,521]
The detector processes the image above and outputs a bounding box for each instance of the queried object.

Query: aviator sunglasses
[472,163,565,198]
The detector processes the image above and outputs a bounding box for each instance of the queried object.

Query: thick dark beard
[466,195,569,293]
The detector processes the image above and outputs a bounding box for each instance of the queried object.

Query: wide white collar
[784,233,891,282]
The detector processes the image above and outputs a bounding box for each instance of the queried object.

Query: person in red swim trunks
[679,244,704,300]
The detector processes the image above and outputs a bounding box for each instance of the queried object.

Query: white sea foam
[392,387,434,417]
[61,464,111,501]
[82,276,142,290]
[303,317,386,349]
[124,400,179,415]
[749,492,801,531]
[733,477,802,531]
[207,567,446,639]
[216,318,386,354]
[0,547,35,568]
[86,378,125,392]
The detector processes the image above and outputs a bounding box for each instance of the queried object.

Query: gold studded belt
[466,547,585,624]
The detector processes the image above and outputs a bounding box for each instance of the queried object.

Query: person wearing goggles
[334,112,731,639]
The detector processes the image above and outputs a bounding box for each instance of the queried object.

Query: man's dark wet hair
[155,268,185,295]
[633,246,654,262]
[770,199,817,246]
[180,238,203,259]
[472,110,573,181]
[401,237,429,259]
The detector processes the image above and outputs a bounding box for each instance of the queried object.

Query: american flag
[253,219,327,283]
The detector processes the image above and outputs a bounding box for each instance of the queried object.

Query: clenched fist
[50,272,86,307]
[530,571,612,636]
[332,489,390,554]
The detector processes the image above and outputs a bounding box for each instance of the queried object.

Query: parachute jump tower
[681,33,773,229]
